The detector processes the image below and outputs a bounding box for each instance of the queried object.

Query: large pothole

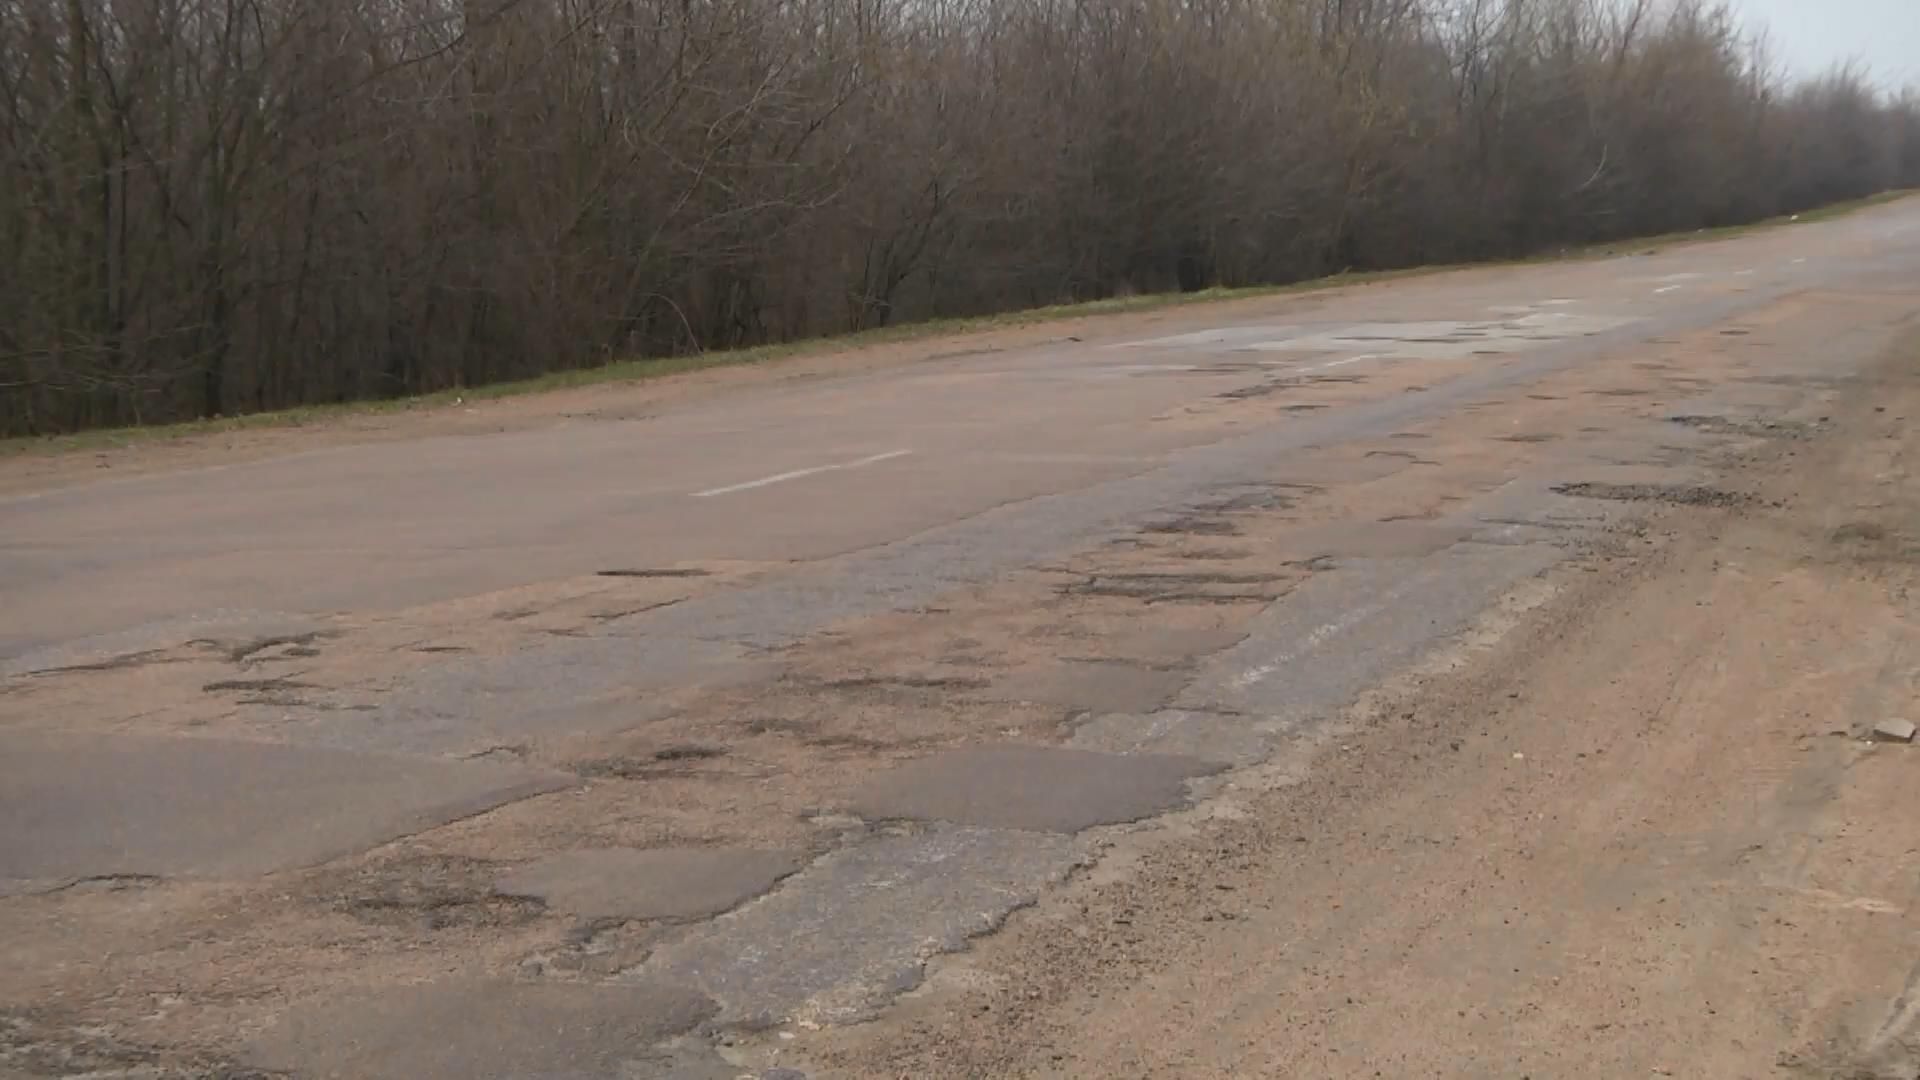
[314,853,543,931]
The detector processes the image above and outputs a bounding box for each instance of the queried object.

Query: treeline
[3,0,1917,434]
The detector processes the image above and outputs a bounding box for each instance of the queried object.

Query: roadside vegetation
[4,0,1918,435]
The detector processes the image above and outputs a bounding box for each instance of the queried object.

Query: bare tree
[2,0,1915,435]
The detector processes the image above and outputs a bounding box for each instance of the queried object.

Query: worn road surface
[5,200,1920,1079]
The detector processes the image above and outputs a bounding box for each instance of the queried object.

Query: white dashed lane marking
[693,450,913,498]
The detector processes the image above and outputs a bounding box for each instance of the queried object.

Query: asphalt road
[5,208,1910,662]
[4,198,1920,1078]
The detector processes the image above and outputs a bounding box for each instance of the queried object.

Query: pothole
[226,631,334,664]
[1063,571,1291,604]
[1141,515,1243,537]
[26,649,178,677]
[589,598,685,621]
[574,745,729,779]
[43,874,164,895]
[202,676,316,694]
[1734,374,1847,388]
[806,732,900,751]
[743,715,811,738]
[1552,482,1755,508]
[1670,414,1819,439]
[1216,381,1290,401]
[1365,449,1440,465]
[315,854,542,932]
[596,568,711,578]
[1173,547,1254,561]
[462,744,530,763]
[1195,489,1301,513]
[651,744,727,761]
[821,675,991,692]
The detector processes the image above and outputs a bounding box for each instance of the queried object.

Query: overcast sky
[1724,0,1920,91]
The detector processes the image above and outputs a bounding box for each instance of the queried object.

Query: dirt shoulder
[797,336,1920,1077]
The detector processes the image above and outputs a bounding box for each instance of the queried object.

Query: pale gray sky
[1726,0,1920,91]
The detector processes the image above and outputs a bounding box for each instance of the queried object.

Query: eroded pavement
[5,201,1920,1078]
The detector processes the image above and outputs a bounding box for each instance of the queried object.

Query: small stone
[1870,719,1916,744]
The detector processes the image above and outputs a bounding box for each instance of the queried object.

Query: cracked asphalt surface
[5,198,1920,1078]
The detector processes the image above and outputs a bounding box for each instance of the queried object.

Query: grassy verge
[6,189,1911,459]
[1565,188,1915,250]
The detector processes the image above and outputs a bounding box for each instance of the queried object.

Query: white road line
[1316,353,1380,370]
[1654,285,1683,294]
[1105,363,1201,373]
[693,449,912,498]
[1792,258,1807,264]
